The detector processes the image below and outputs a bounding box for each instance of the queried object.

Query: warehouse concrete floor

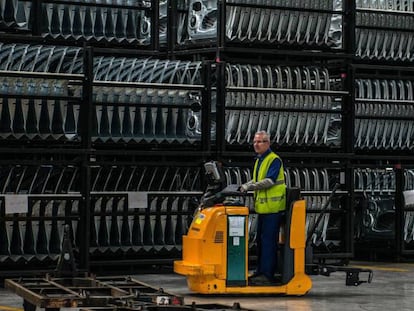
[1,261,413,311]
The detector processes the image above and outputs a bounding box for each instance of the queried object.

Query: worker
[240,130,286,284]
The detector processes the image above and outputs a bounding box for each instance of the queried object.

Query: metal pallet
[81,302,255,311]
[5,275,183,311]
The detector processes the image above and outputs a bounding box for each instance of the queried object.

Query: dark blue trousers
[255,212,283,280]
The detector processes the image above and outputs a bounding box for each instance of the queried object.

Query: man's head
[253,131,271,155]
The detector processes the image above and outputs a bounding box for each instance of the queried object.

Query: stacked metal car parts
[0,0,29,28]
[225,64,343,146]
[0,44,83,141]
[180,0,343,48]
[355,0,414,60]
[0,163,203,261]
[0,164,80,262]
[0,43,204,143]
[354,168,395,241]
[404,170,414,244]
[184,0,217,42]
[0,43,83,72]
[355,78,414,150]
[88,165,201,256]
[285,167,341,249]
[0,144,356,263]
[91,57,203,143]
[0,0,157,44]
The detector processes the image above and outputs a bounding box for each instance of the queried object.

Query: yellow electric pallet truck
[174,161,373,296]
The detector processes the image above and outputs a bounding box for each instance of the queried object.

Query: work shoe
[248,274,275,285]
[248,271,261,278]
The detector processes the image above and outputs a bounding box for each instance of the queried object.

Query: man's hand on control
[240,180,255,192]
[240,178,275,192]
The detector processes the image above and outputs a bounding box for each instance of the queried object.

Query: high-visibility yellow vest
[253,152,286,214]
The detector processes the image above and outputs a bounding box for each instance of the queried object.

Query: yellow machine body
[174,199,312,295]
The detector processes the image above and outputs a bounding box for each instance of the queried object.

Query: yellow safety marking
[351,265,409,272]
[0,306,23,311]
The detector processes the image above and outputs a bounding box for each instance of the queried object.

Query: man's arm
[240,158,282,191]
[240,178,274,191]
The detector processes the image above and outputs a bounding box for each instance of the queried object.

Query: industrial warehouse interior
[0,0,414,310]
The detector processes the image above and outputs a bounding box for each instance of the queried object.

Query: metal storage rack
[0,0,414,277]
[350,63,414,259]
[0,0,162,51]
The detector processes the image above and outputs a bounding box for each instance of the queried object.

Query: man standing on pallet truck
[240,130,286,285]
